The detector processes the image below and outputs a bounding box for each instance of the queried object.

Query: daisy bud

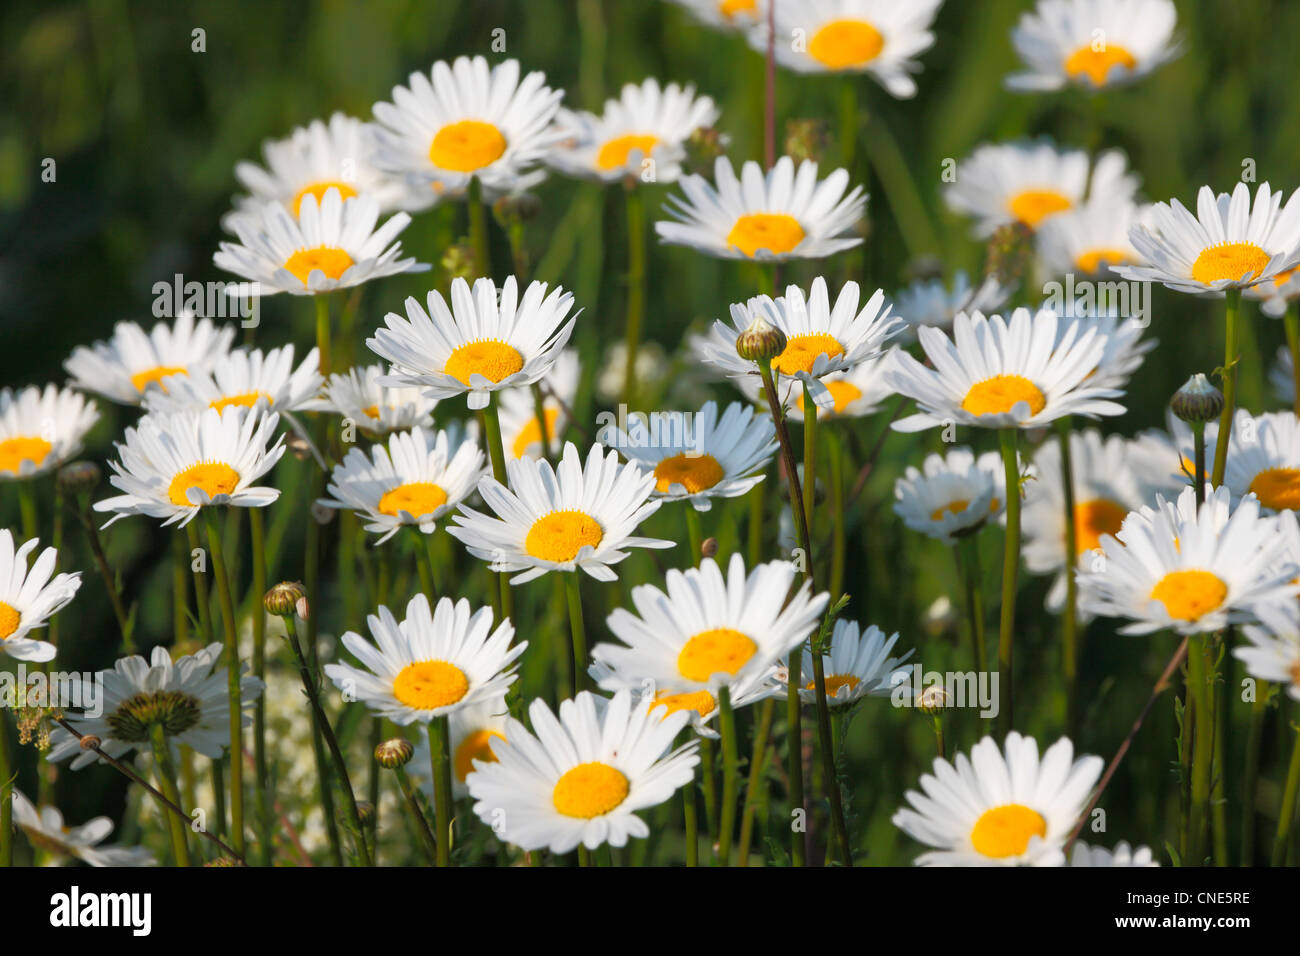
[1170,373,1225,425]
[354,801,376,827]
[375,737,414,769]
[56,460,101,495]
[285,432,312,461]
[915,685,952,716]
[264,581,307,618]
[784,118,829,166]
[700,537,718,560]
[983,221,1033,289]
[735,316,787,364]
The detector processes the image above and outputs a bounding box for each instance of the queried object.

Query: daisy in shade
[547,78,719,184]
[945,142,1139,237]
[10,790,155,867]
[1077,485,1296,635]
[411,697,511,798]
[794,620,912,707]
[94,406,285,528]
[1006,0,1180,92]
[324,594,524,725]
[740,350,897,421]
[1068,841,1160,867]
[0,385,99,480]
[1114,182,1300,295]
[892,732,1103,866]
[756,0,944,99]
[466,689,700,853]
[370,56,563,197]
[699,277,900,409]
[1247,266,1300,319]
[893,447,1007,544]
[449,442,673,584]
[603,400,777,512]
[64,312,236,406]
[304,363,437,436]
[1235,593,1300,702]
[668,0,768,32]
[0,530,81,663]
[497,348,579,461]
[141,345,322,418]
[892,271,1010,338]
[215,189,426,297]
[367,276,577,411]
[886,308,1127,433]
[318,424,486,544]
[1022,429,1149,613]
[1221,409,1300,513]
[46,642,264,770]
[656,156,865,262]
[1035,199,1147,279]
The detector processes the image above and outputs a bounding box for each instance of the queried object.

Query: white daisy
[1067,840,1160,866]
[1035,198,1147,278]
[1006,0,1180,92]
[886,308,1127,433]
[466,689,700,853]
[667,0,769,32]
[0,530,81,663]
[324,593,524,725]
[47,642,264,770]
[547,78,719,184]
[367,276,577,411]
[1235,594,1300,703]
[656,156,865,262]
[1222,409,1300,513]
[1247,266,1300,319]
[370,56,563,196]
[892,732,1103,866]
[302,363,438,436]
[893,447,1007,544]
[1054,308,1155,392]
[794,620,913,707]
[1115,182,1300,295]
[410,696,511,799]
[10,790,156,867]
[497,348,580,461]
[140,344,322,418]
[213,188,426,296]
[944,142,1139,237]
[739,349,897,421]
[1076,484,1297,635]
[756,0,944,99]
[587,658,779,739]
[891,271,1010,338]
[318,424,486,544]
[0,385,99,480]
[449,442,673,584]
[64,311,237,406]
[1126,410,1215,495]
[94,406,285,528]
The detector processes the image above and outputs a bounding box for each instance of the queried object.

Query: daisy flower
[602,400,777,512]
[410,696,511,799]
[10,790,155,867]
[794,620,912,707]
[944,142,1139,237]
[1126,409,1215,495]
[656,156,865,262]
[1114,182,1300,295]
[466,689,700,853]
[739,350,897,421]
[64,311,236,406]
[94,406,285,528]
[0,385,99,480]
[303,363,438,436]
[886,308,1127,433]
[1068,840,1160,867]
[667,0,769,32]
[891,271,1010,338]
[1006,0,1180,92]
[1235,594,1300,702]
[370,56,563,196]
[893,447,1007,544]
[367,276,577,411]
[324,594,524,725]
[1054,308,1155,391]
[547,78,719,184]
[1221,409,1300,513]
[47,642,264,770]
[141,345,322,417]
[1035,198,1147,278]
[0,530,81,663]
[756,0,944,99]
[1077,484,1296,635]
[1247,266,1300,319]
[449,442,673,584]
[587,658,779,739]
[497,348,579,461]
[318,424,486,543]
[892,732,1103,866]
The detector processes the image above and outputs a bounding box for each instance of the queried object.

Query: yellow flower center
[429,120,507,173]
[1275,266,1298,288]
[677,627,757,682]
[718,0,756,18]
[130,366,187,392]
[291,180,358,216]
[0,601,20,641]
[1074,498,1128,554]
[961,375,1046,417]
[0,437,53,475]
[796,380,863,416]
[512,407,559,458]
[806,674,861,696]
[1248,467,1300,511]
[552,761,630,819]
[1149,569,1228,622]
[166,462,241,507]
[1007,189,1072,228]
[930,499,970,521]
[596,134,659,172]
[1190,241,1271,285]
[524,510,604,563]
[392,660,469,711]
[209,391,272,413]
[283,246,355,286]
[1075,248,1132,274]
[726,213,806,258]
[1064,43,1137,86]
[361,404,381,420]
[454,728,505,782]
[378,481,448,519]
[653,453,724,494]
[771,333,844,377]
[808,18,885,69]
[653,688,717,720]
[443,339,525,387]
[970,804,1048,858]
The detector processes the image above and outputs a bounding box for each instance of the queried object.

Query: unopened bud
[700,537,718,560]
[1170,373,1225,424]
[915,684,952,715]
[735,315,787,364]
[354,801,376,827]
[56,460,101,495]
[375,738,414,769]
[286,432,312,462]
[264,581,306,618]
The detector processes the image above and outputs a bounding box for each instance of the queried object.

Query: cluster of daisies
[4,0,1300,870]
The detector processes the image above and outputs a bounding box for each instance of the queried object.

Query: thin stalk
[957,537,987,669]
[468,176,491,278]
[565,572,589,692]
[249,509,271,866]
[479,395,513,623]
[801,384,818,539]
[0,714,11,866]
[1193,422,1206,507]
[1210,289,1241,487]
[747,483,762,566]
[1186,635,1214,865]
[204,508,245,857]
[151,723,191,867]
[763,0,775,168]
[716,687,739,866]
[1241,683,1270,865]
[931,714,945,758]
[429,717,454,867]
[700,738,719,843]
[1056,416,1080,734]
[997,428,1021,736]
[79,495,133,652]
[18,480,37,541]
[622,184,646,409]
[683,774,699,867]
[1285,302,1300,418]
[828,428,846,600]
[684,505,703,568]
[314,293,332,378]
[415,528,436,597]
[394,765,439,865]
[1272,720,1300,866]
[737,697,775,866]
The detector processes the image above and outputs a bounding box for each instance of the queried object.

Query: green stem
[565,572,589,692]
[700,738,718,843]
[684,505,703,568]
[1056,416,1080,735]
[415,529,436,598]
[1285,302,1300,418]
[1211,289,1241,487]
[468,176,491,279]
[622,184,646,410]
[18,480,37,541]
[683,774,699,867]
[150,723,191,867]
[1241,683,1270,865]
[1272,720,1300,866]
[1186,634,1215,865]
[828,429,846,601]
[736,697,775,866]
[0,713,11,867]
[747,483,763,566]
[204,508,245,857]
[716,687,739,866]
[81,496,133,652]
[394,765,438,864]
[314,293,332,378]
[479,395,513,623]
[997,428,1021,737]
[957,537,987,669]
[801,384,818,539]
[249,509,271,866]
[429,716,454,867]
